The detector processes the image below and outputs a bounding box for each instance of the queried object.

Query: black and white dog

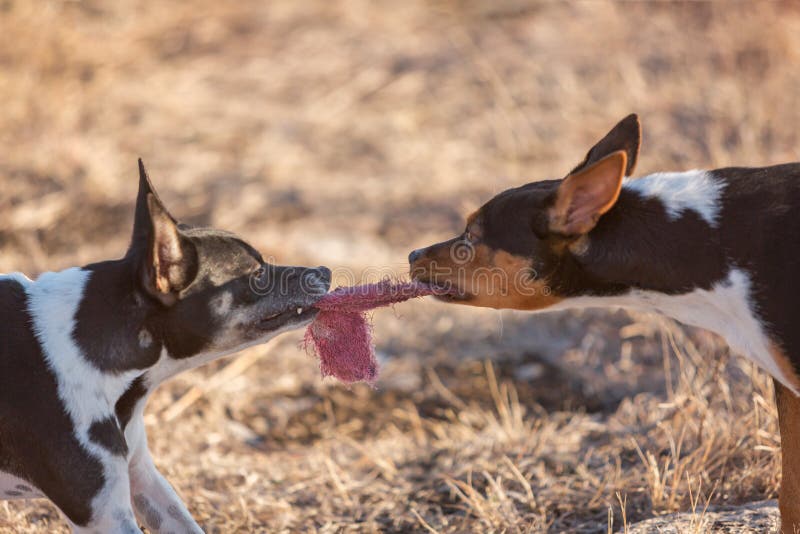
[0,161,331,532]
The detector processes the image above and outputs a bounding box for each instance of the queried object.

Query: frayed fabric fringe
[303,279,438,384]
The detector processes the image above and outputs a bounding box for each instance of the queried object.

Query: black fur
[88,417,128,457]
[73,260,162,372]
[455,177,727,298]
[115,376,147,430]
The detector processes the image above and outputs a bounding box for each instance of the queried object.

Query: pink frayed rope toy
[303,279,441,384]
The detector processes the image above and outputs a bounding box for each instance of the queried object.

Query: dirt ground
[2,1,800,532]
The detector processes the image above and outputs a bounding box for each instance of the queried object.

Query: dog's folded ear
[549,150,627,236]
[570,114,640,177]
[129,159,198,305]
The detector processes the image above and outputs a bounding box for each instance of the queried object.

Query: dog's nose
[303,266,331,294]
[314,266,332,285]
[408,248,424,265]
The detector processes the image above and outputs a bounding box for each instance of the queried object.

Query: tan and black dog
[409,114,800,531]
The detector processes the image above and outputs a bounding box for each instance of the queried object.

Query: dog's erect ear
[129,159,197,304]
[129,159,167,253]
[144,193,198,299]
[570,114,640,177]
[549,150,627,236]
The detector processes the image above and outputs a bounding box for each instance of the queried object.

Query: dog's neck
[555,170,728,297]
[24,261,208,430]
[74,258,164,373]
[28,258,193,393]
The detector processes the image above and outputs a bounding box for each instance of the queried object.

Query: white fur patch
[623,170,725,226]
[138,329,153,349]
[552,268,798,395]
[0,471,43,500]
[210,291,233,317]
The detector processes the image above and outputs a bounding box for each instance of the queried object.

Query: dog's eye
[254,266,267,279]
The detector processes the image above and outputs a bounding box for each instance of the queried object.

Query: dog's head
[408,114,641,310]
[127,160,331,359]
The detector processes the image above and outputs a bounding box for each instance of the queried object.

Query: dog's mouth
[415,278,470,302]
[259,304,320,330]
[433,291,470,303]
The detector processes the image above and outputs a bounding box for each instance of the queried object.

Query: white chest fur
[554,269,798,394]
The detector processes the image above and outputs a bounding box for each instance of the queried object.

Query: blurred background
[1,1,799,532]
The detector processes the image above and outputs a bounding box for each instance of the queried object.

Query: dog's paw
[132,494,203,534]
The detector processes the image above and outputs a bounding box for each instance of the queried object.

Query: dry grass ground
[1,1,800,532]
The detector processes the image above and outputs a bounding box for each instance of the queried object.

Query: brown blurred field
[2,1,800,532]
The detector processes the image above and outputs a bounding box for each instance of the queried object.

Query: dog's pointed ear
[549,150,627,236]
[129,159,164,253]
[129,159,197,304]
[570,114,640,177]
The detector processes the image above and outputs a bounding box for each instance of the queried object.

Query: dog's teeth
[297,307,303,315]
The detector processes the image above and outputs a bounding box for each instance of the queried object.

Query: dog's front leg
[775,380,800,533]
[125,411,204,534]
[69,455,141,534]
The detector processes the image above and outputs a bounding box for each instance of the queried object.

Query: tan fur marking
[772,343,800,394]
[465,211,483,238]
[568,235,590,256]
[410,241,562,311]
